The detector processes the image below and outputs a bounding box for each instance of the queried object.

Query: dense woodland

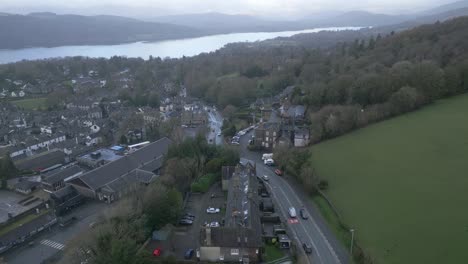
[2,17,468,144]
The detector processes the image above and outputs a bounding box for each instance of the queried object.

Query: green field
[11,97,47,110]
[310,94,468,264]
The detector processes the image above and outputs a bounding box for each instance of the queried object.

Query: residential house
[294,128,310,147]
[14,179,41,195]
[181,109,207,127]
[254,122,281,150]
[199,159,262,263]
[280,104,306,124]
[68,137,171,203]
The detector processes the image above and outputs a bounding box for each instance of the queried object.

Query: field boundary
[316,190,373,264]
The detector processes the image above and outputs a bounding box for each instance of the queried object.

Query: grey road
[238,130,349,264]
[206,107,223,146]
[2,202,105,264]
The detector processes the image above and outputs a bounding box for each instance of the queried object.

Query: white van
[288,207,297,218]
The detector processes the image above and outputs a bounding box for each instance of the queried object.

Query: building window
[273,132,277,136]
[231,249,239,256]
[266,136,269,142]
[266,131,269,136]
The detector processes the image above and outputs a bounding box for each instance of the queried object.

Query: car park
[303,243,313,254]
[300,209,308,220]
[206,207,220,214]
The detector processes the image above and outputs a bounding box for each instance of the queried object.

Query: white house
[18,91,25,97]
[11,91,17,97]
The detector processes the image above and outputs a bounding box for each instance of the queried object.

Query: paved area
[207,107,223,146]
[146,182,226,260]
[2,201,106,264]
[0,190,42,224]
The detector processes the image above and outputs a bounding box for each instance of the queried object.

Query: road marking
[265,181,323,264]
[40,239,65,250]
[280,177,342,264]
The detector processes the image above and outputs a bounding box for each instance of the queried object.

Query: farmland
[310,94,468,263]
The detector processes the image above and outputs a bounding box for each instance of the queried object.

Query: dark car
[303,243,313,254]
[184,249,194,259]
[179,219,193,225]
[300,209,308,220]
[184,212,195,218]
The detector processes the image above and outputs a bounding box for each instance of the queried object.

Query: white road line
[40,239,65,250]
[267,180,325,264]
[280,177,342,264]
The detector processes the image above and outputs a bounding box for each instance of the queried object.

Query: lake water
[0,27,360,64]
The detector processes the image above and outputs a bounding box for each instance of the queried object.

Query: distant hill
[381,7,468,32]
[420,0,468,15]
[0,13,202,49]
[319,11,411,27]
[152,12,297,33]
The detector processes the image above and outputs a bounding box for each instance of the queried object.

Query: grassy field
[310,94,468,264]
[11,97,47,110]
[263,244,285,262]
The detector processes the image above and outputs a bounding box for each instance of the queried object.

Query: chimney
[206,228,212,246]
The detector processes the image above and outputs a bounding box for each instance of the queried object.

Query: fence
[317,190,374,264]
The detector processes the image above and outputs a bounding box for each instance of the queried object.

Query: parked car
[181,215,195,221]
[184,249,195,259]
[179,219,193,225]
[262,175,269,181]
[302,243,313,254]
[275,169,283,176]
[217,132,222,136]
[300,209,309,220]
[288,207,297,218]
[206,207,220,214]
[153,248,162,257]
[210,221,220,227]
[231,141,240,145]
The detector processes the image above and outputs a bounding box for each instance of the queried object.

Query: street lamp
[350,229,355,259]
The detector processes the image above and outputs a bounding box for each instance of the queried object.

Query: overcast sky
[0,0,456,18]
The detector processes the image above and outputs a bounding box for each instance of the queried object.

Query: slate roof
[14,180,40,191]
[77,137,171,191]
[42,165,82,185]
[201,227,261,248]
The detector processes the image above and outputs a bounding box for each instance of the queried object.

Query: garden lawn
[310,94,468,264]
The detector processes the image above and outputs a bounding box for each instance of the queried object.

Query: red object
[153,248,162,257]
[275,169,283,176]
